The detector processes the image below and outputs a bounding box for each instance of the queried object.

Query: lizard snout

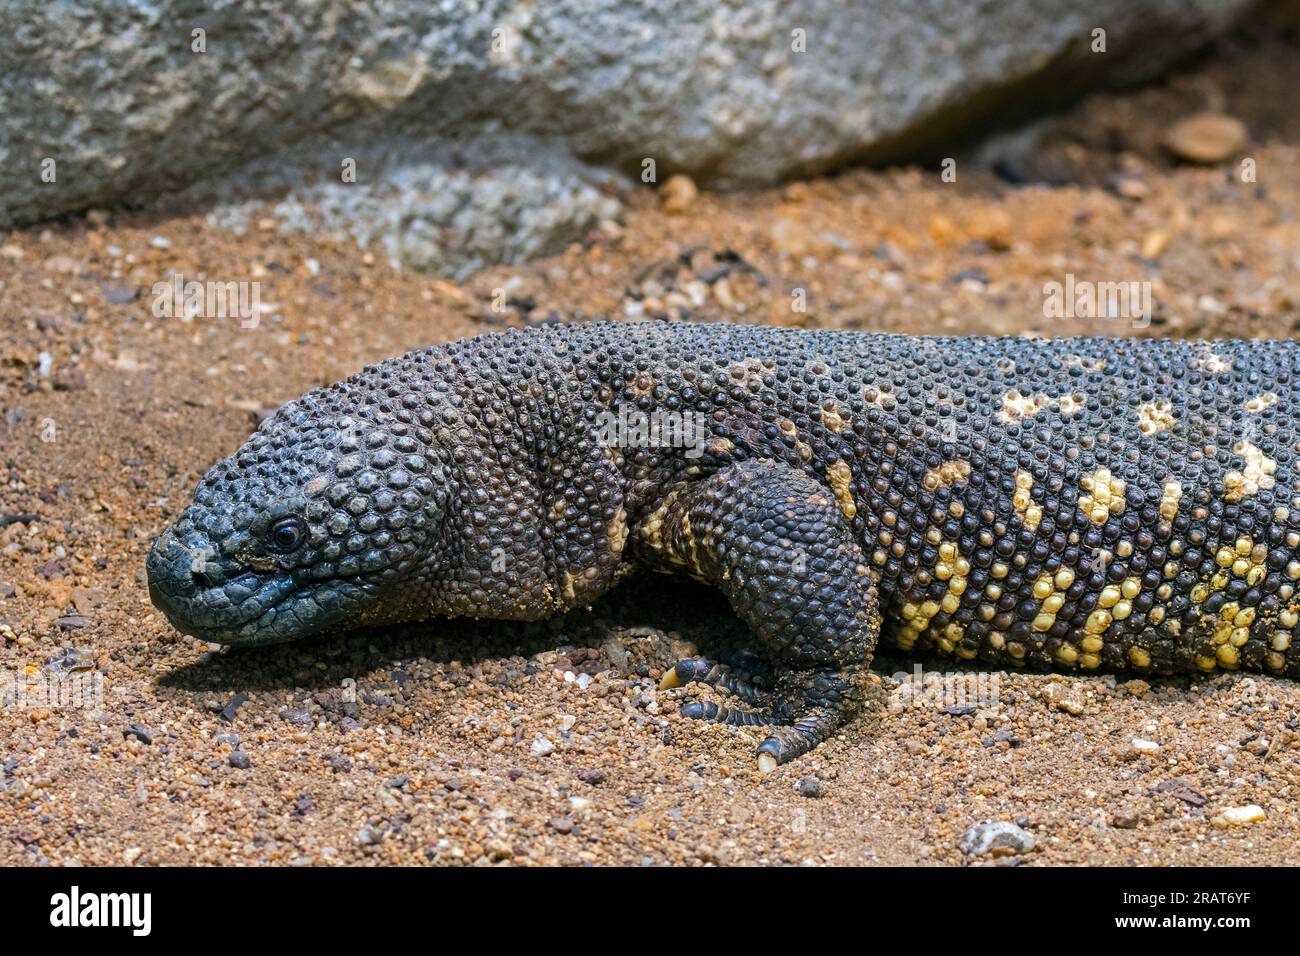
[145,526,205,627]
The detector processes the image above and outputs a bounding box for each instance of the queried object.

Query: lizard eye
[267,516,307,554]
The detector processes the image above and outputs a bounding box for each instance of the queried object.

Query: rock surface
[0,0,1249,274]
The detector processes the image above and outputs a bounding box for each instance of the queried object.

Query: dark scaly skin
[147,321,1300,770]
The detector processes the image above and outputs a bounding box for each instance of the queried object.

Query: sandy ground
[3,25,1300,867]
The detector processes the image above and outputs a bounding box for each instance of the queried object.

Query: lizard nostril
[191,567,216,590]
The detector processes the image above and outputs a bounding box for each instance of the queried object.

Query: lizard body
[148,321,1300,768]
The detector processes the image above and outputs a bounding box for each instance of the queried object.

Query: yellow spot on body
[1137,401,1175,435]
[607,506,629,557]
[1158,481,1183,522]
[826,460,857,519]
[821,401,849,433]
[923,459,971,491]
[637,489,679,557]
[1078,468,1126,524]
[1057,393,1087,417]
[998,390,1051,424]
[1246,393,1278,413]
[1062,354,1106,372]
[680,513,704,576]
[1128,646,1151,668]
[1012,470,1042,531]
[1054,643,1079,664]
[1192,350,1232,375]
[1223,440,1276,502]
[896,597,941,650]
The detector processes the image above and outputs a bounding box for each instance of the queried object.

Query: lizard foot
[632,461,879,768]
[755,667,866,773]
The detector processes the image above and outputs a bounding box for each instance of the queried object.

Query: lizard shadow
[157,569,1214,728]
[154,572,756,700]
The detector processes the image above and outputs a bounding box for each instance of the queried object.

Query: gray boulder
[0,0,1248,273]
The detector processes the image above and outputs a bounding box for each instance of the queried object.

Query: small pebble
[958,820,1034,857]
[1244,737,1270,756]
[660,174,698,215]
[1111,807,1140,829]
[798,776,822,798]
[1212,805,1265,827]
[123,724,153,745]
[1164,113,1246,164]
[1154,779,1207,807]
[1041,683,1085,716]
[219,692,248,722]
[228,750,251,770]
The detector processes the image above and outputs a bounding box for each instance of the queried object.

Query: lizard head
[147,386,453,646]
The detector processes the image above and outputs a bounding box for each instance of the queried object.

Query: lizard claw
[658,666,685,690]
[657,657,767,701]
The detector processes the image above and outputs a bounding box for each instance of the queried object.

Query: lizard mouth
[146,528,377,646]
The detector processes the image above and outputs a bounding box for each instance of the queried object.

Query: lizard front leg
[633,459,880,772]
